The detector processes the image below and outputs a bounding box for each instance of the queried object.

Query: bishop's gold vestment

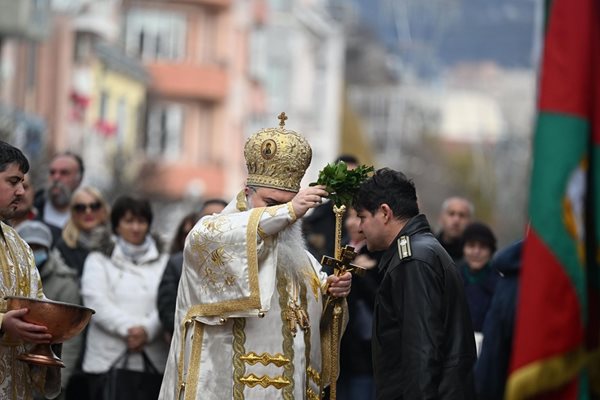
[0,222,61,400]
[159,200,331,400]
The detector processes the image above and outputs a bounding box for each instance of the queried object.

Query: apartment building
[122,0,240,199]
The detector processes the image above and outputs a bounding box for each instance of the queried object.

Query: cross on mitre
[321,245,366,277]
[278,112,288,127]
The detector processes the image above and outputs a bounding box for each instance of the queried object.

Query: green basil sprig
[310,161,374,207]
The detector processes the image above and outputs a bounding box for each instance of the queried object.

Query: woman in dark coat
[458,222,500,334]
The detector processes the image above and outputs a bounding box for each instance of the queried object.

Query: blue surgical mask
[33,249,48,267]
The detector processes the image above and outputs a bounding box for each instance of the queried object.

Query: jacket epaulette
[397,235,412,260]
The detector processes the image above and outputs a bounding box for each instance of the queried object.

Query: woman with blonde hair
[56,185,111,277]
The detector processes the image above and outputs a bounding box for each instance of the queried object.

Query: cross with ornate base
[321,244,366,400]
[321,245,366,278]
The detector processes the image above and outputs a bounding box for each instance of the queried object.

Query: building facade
[122,0,237,199]
[248,0,344,184]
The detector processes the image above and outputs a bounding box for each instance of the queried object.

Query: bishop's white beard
[276,221,312,284]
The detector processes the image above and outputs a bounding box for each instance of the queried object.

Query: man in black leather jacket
[354,168,477,399]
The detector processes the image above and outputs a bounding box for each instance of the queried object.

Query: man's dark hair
[170,211,201,254]
[354,168,419,221]
[55,151,85,177]
[335,154,359,165]
[201,198,228,212]
[0,141,29,173]
[110,195,153,234]
[463,222,497,253]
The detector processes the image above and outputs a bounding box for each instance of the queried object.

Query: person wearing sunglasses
[55,186,111,278]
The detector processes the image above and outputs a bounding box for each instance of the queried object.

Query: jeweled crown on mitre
[244,112,312,193]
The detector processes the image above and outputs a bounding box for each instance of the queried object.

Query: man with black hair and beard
[33,153,84,241]
[8,173,37,228]
[0,141,61,399]
[159,115,352,400]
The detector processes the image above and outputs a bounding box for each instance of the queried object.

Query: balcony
[0,0,50,40]
[175,0,231,8]
[138,161,226,199]
[124,0,231,8]
[147,62,227,101]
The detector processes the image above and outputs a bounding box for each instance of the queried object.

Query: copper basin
[5,296,95,367]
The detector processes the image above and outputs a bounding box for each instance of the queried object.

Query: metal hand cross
[321,245,366,277]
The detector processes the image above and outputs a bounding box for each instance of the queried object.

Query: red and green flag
[506,0,600,398]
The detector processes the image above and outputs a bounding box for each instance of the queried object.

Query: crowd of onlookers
[14,152,519,400]
[10,152,226,400]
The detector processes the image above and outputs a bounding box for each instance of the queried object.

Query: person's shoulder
[164,252,184,278]
[1,222,29,248]
[48,250,78,277]
[168,251,184,265]
[197,211,231,226]
[33,189,46,208]
[304,201,334,223]
[191,211,244,239]
[85,249,111,264]
[491,240,523,275]
[395,232,446,265]
[384,234,453,284]
[1,220,17,235]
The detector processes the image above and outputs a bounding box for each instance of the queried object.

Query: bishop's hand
[291,185,329,218]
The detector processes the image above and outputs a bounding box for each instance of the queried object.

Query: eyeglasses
[72,201,102,213]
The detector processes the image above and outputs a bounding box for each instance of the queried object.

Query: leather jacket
[373,214,477,399]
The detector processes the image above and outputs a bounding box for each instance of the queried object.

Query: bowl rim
[4,295,95,314]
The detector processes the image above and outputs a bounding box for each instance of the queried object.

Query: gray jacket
[39,250,83,391]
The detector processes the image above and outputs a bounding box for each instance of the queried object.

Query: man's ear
[380,204,394,222]
[244,186,251,196]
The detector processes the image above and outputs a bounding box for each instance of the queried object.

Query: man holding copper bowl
[0,141,61,399]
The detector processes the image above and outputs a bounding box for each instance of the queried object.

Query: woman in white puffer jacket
[80,195,169,400]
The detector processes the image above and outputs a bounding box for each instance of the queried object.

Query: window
[146,102,184,160]
[26,42,37,89]
[249,28,266,80]
[116,97,127,146]
[270,0,291,12]
[98,90,109,121]
[74,33,92,62]
[264,27,291,110]
[198,8,217,63]
[197,103,212,162]
[125,9,186,61]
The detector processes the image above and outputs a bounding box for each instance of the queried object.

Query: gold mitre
[244,112,312,193]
